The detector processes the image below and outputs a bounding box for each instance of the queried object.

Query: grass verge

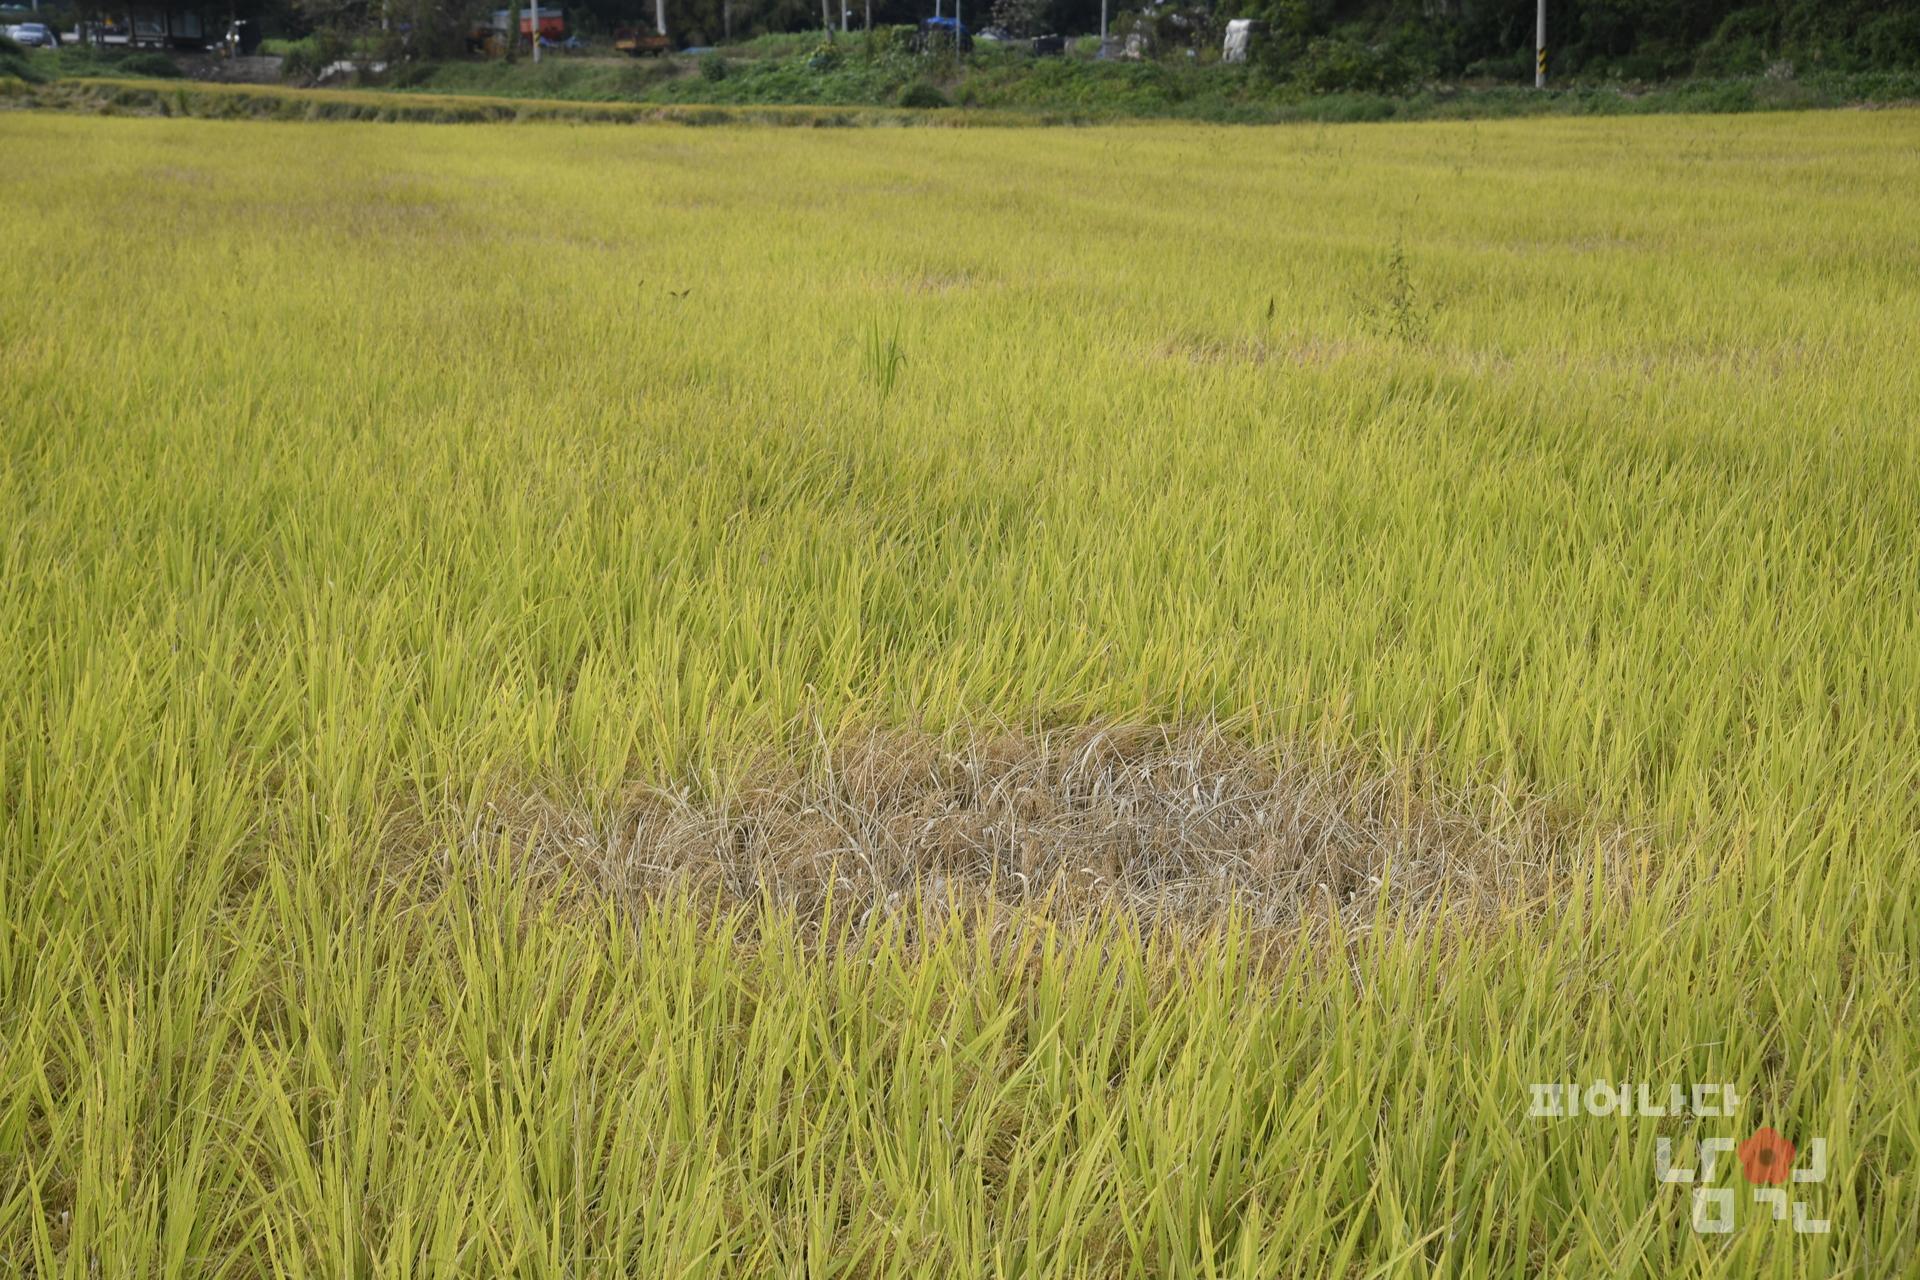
[0,74,1085,125]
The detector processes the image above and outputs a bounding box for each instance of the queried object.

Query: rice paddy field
[2,108,1918,1276]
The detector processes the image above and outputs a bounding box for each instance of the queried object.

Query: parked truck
[614,26,671,56]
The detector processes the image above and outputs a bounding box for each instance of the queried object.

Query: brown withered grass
[418,721,1642,938]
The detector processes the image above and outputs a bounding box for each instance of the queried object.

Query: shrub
[1296,36,1418,95]
[389,59,437,88]
[864,25,912,60]
[700,51,728,81]
[616,62,656,94]
[1463,52,1530,83]
[897,79,948,108]
[806,40,841,72]
[279,30,347,82]
[280,44,317,80]
[1606,38,1692,82]
[1858,11,1920,69]
[118,51,183,79]
[1,37,46,84]
[1696,9,1776,77]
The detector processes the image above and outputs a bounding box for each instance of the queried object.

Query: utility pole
[1535,0,1546,88]
[1100,0,1107,56]
[530,0,539,63]
[656,0,666,37]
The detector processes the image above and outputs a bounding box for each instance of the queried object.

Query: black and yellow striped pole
[1535,0,1547,88]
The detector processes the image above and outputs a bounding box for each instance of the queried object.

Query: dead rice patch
[397,721,1644,939]
[886,268,984,295]
[1153,334,1358,368]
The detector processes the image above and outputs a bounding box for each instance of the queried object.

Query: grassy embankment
[9,29,1920,123]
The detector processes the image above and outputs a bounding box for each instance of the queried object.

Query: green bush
[897,79,948,108]
[865,25,912,60]
[1,33,46,84]
[700,51,728,81]
[1859,11,1920,67]
[1462,51,1530,82]
[279,31,349,82]
[280,44,317,79]
[1695,10,1776,76]
[806,39,841,72]
[389,59,437,88]
[1606,37,1694,82]
[118,51,183,79]
[1296,36,1418,94]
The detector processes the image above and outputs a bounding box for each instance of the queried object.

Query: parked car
[7,21,60,47]
[1030,33,1065,55]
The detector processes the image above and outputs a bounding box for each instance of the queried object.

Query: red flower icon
[1738,1127,1796,1185]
